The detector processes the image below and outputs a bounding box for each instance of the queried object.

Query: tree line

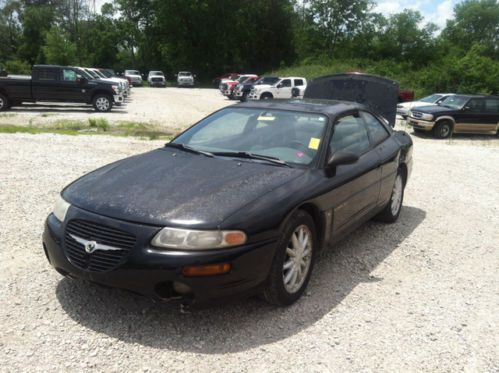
[0,0,497,95]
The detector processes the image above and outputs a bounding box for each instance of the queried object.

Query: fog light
[182,263,231,277]
[173,281,192,294]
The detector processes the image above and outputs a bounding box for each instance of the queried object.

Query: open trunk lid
[304,73,399,127]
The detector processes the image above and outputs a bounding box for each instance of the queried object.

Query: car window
[330,115,370,156]
[361,111,390,146]
[294,79,304,86]
[37,68,59,81]
[280,79,291,87]
[62,69,77,82]
[484,99,499,113]
[466,98,485,113]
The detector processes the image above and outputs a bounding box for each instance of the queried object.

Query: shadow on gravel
[56,206,426,354]
[10,104,128,114]
[408,128,498,143]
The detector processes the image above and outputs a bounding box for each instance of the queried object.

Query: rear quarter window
[361,111,390,146]
[37,69,59,81]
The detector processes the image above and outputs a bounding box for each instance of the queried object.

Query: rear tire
[375,170,405,223]
[93,94,113,112]
[0,93,9,111]
[433,120,452,139]
[261,210,316,306]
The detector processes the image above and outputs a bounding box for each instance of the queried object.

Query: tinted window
[37,68,59,81]
[484,99,499,113]
[330,115,370,156]
[466,98,485,113]
[280,79,291,87]
[62,69,77,82]
[294,79,304,86]
[361,112,389,145]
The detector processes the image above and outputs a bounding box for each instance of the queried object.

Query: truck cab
[248,77,307,100]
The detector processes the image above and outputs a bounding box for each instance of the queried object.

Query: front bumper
[407,117,435,131]
[178,81,194,86]
[149,80,166,86]
[113,95,124,104]
[42,207,277,304]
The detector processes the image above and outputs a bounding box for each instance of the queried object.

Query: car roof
[234,99,365,116]
[452,94,499,99]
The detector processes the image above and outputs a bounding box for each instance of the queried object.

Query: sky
[94,0,461,30]
[374,0,461,29]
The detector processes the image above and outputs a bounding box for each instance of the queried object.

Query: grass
[0,119,176,140]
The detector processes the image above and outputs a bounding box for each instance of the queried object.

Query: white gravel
[0,128,498,372]
[0,87,234,131]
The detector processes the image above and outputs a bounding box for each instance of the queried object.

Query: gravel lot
[0,87,234,131]
[1,124,498,371]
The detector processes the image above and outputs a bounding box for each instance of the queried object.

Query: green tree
[42,27,77,65]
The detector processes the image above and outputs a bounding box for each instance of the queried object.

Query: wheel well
[297,203,325,249]
[260,92,273,99]
[91,90,112,101]
[435,118,454,129]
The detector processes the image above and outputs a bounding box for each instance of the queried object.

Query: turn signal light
[182,263,231,277]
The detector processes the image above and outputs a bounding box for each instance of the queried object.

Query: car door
[454,98,497,134]
[317,113,381,236]
[32,67,61,101]
[360,111,399,207]
[55,68,86,102]
[274,79,292,99]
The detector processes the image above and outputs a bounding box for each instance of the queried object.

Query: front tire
[375,171,405,223]
[433,120,452,139]
[0,93,10,111]
[261,210,316,306]
[260,93,273,100]
[93,94,113,112]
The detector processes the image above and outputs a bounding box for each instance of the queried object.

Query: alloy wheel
[96,97,110,111]
[282,225,313,294]
[391,174,403,216]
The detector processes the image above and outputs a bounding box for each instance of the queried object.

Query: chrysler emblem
[69,234,123,254]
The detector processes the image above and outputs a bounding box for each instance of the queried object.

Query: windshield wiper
[212,151,291,167]
[165,143,214,157]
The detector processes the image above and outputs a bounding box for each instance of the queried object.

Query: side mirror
[327,151,359,169]
[276,83,282,88]
[462,106,471,111]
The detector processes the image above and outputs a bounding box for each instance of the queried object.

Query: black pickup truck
[0,65,123,112]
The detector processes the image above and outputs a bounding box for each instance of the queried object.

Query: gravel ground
[0,87,234,130]
[1,128,498,372]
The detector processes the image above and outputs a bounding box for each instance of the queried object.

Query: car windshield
[439,95,469,109]
[420,94,443,103]
[179,72,192,77]
[256,77,280,85]
[150,71,164,76]
[172,108,328,167]
[126,70,140,75]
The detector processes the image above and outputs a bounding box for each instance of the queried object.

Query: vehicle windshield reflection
[172,108,328,167]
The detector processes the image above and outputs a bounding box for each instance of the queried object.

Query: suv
[124,70,143,86]
[248,77,307,100]
[397,93,455,118]
[407,94,499,138]
[148,71,166,87]
[177,71,195,87]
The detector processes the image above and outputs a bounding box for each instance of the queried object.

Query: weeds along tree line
[0,0,497,95]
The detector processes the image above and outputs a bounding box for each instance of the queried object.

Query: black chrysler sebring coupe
[43,77,413,306]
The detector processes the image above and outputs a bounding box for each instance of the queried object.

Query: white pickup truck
[247,77,307,100]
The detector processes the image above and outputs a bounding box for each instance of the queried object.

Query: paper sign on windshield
[308,137,320,150]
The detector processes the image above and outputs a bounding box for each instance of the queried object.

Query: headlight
[421,113,434,121]
[111,85,119,94]
[151,227,247,250]
[53,195,70,222]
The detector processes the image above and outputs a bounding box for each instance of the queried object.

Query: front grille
[64,219,135,272]
[411,111,423,118]
[151,77,163,82]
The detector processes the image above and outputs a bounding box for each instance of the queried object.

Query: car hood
[400,101,437,109]
[62,148,305,228]
[127,74,141,78]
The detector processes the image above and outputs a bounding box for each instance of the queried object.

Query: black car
[407,94,499,138]
[43,76,413,306]
[0,65,123,112]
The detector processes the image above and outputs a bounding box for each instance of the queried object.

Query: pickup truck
[247,77,307,100]
[0,65,123,112]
